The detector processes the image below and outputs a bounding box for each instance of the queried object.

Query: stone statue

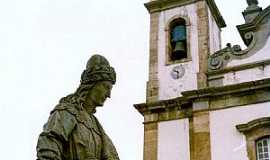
[36,55,120,160]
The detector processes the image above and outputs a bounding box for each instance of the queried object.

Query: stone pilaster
[197,1,210,89]
[147,12,160,103]
[191,111,211,160]
[143,122,158,160]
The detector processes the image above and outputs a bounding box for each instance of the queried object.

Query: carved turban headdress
[80,54,116,85]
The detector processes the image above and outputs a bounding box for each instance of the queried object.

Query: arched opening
[169,18,187,61]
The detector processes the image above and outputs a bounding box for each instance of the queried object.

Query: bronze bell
[173,41,186,54]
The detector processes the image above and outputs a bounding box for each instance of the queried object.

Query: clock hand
[174,69,179,78]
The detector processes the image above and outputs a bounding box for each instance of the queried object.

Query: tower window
[256,137,270,160]
[169,18,187,61]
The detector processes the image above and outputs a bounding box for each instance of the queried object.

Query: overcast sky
[0,0,269,160]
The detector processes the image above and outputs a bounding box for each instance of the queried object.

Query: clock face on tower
[170,65,185,79]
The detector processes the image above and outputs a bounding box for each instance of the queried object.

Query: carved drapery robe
[36,102,119,160]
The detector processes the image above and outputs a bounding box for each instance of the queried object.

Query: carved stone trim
[147,12,160,103]
[236,117,270,133]
[144,0,226,28]
[208,32,257,71]
[135,96,190,115]
[197,0,210,89]
[143,123,158,160]
[205,0,226,28]
[237,5,270,46]
[135,78,270,115]
[236,117,270,160]
[207,59,270,76]
[208,6,270,71]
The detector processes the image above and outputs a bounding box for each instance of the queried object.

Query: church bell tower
[145,0,226,103]
[136,0,226,160]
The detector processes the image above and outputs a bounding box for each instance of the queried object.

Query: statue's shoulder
[42,103,80,141]
[51,102,86,126]
[47,103,80,129]
[51,102,79,116]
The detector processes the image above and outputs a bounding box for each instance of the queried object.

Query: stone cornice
[144,0,226,28]
[134,96,190,115]
[182,78,270,99]
[134,78,270,115]
[205,0,226,28]
[207,59,270,76]
[237,5,270,46]
[236,117,270,133]
[208,32,258,71]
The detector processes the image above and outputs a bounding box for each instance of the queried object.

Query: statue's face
[86,81,113,106]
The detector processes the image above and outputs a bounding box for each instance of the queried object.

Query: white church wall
[158,119,190,160]
[208,7,221,54]
[223,64,270,85]
[227,36,270,67]
[210,102,270,160]
[158,4,199,100]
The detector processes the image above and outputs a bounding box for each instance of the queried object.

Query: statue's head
[81,54,116,106]
[81,54,116,85]
[68,54,116,108]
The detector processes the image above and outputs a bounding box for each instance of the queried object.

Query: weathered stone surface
[197,1,210,89]
[192,112,211,160]
[36,55,119,160]
[192,132,211,160]
[236,117,270,160]
[147,12,160,103]
[144,123,158,160]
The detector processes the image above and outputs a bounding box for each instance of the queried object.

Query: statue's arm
[101,133,120,160]
[36,110,76,160]
[94,118,119,160]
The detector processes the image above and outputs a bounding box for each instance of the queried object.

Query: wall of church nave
[158,119,190,160]
[158,3,199,100]
[227,34,270,67]
[222,64,270,85]
[209,102,270,160]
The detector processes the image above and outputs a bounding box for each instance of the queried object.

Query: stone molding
[208,35,257,71]
[183,78,270,98]
[208,5,270,71]
[147,12,160,103]
[143,123,158,160]
[134,78,270,119]
[236,117,270,133]
[236,117,270,160]
[135,96,190,115]
[144,0,226,28]
[207,59,270,76]
[237,5,270,46]
[197,0,210,89]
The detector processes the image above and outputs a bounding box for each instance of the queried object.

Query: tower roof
[144,0,226,28]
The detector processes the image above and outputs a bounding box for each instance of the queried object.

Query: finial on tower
[242,0,262,23]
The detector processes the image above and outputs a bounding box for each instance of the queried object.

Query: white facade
[223,64,270,85]
[158,119,190,160]
[158,4,199,100]
[228,36,270,67]
[157,4,221,100]
[214,36,270,86]
[210,102,270,160]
